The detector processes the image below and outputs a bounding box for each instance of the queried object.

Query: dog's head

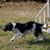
[3,23,13,31]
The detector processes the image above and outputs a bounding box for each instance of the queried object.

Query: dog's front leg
[10,32,23,42]
[10,34,16,42]
[16,33,23,40]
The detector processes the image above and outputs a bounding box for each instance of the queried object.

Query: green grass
[0,31,50,50]
[0,16,50,50]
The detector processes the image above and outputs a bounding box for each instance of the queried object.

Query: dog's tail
[42,24,48,32]
[42,24,48,29]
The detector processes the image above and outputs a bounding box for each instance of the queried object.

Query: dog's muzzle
[3,26,7,31]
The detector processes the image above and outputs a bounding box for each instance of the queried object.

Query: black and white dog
[3,21,47,42]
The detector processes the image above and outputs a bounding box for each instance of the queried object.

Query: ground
[0,2,50,50]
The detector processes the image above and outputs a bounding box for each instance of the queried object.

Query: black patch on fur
[3,23,13,31]
[15,21,35,33]
[34,23,43,37]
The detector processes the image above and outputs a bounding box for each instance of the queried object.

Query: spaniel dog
[3,21,47,42]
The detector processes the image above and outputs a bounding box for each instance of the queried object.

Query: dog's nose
[3,26,5,30]
[2,26,6,31]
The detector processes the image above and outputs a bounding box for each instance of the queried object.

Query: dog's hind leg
[33,32,44,42]
[36,33,48,41]
[40,33,48,40]
[33,32,40,42]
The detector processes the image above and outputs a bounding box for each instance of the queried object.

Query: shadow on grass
[26,39,50,45]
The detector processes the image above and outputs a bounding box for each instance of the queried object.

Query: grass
[0,30,50,50]
[0,16,50,50]
[0,2,50,50]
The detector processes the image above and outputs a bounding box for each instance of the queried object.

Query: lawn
[0,25,50,50]
[0,15,50,50]
[0,2,50,50]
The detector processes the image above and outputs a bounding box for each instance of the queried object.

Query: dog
[3,21,48,42]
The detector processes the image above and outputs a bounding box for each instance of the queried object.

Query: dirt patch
[0,2,45,17]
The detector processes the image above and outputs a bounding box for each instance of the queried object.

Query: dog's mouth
[3,29,7,31]
[3,27,7,31]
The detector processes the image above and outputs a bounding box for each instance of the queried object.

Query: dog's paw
[33,39,38,42]
[10,40,14,42]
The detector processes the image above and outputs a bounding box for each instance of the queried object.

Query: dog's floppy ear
[8,23,13,31]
